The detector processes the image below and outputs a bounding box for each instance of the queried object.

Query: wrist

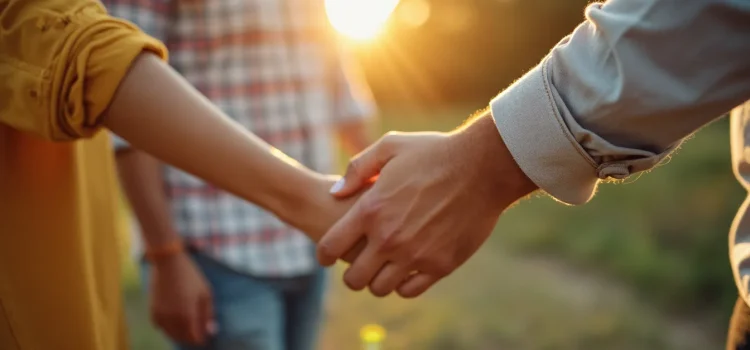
[252,154,317,219]
[291,175,341,242]
[264,167,329,234]
[450,112,537,211]
[144,239,186,265]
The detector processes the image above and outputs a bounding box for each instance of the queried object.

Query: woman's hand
[104,54,368,263]
[291,174,368,262]
[149,253,215,346]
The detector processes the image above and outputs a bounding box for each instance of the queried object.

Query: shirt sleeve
[331,46,377,124]
[489,0,750,205]
[0,0,168,142]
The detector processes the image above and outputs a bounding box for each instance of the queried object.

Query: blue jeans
[140,252,328,350]
[729,297,750,350]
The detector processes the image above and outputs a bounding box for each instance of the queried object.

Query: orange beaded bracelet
[144,240,185,262]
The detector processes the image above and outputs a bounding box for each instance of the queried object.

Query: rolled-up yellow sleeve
[0,0,167,141]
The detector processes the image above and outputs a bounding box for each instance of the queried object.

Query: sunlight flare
[325,0,400,40]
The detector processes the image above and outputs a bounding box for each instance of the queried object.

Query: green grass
[497,118,742,315]
[121,106,734,349]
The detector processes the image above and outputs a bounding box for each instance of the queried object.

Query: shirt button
[55,16,71,29]
[36,18,48,31]
[597,163,630,179]
[29,89,38,98]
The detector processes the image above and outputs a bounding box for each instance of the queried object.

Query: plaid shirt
[106,0,375,277]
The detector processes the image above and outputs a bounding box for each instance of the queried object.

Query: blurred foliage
[498,117,742,317]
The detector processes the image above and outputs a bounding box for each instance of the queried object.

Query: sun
[324,0,400,40]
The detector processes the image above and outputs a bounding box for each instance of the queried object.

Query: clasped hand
[318,114,537,298]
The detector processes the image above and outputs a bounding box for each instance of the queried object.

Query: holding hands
[320,113,537,298]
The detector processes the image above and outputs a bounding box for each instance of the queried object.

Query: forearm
[104,53,322,231]
[0,0,347,244]
[115,150,180,249]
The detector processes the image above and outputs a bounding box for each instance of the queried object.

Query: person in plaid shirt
[105,0,376,348]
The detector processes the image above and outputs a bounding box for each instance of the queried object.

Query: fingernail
[329,178,345,194]
[207,321,219,335]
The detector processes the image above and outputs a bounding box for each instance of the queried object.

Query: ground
[123,239,723,350]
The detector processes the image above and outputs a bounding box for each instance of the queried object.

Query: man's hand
[149,253,216,346]
[289,175,368,261]
[318,113,537,298]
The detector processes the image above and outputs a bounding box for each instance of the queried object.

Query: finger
[200,293,216,339]
[342,244,388,291]
[368,263,412,297]
[341,237,367,264]
[152,313,177,342]
[317,201,365,266]
[186,310,203,345]
[152,311,184,345]
[329,134,398,198]
[164,316,190,345]
[396,272,439,299]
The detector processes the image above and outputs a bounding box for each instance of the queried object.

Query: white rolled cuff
[490,60,599,205]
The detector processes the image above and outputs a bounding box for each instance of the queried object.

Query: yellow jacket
[0,0,165,348]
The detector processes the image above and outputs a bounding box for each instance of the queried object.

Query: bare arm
[104,53,348,241]
[114,147,217,346]
[1,0,361,249]
[114,150,179,248]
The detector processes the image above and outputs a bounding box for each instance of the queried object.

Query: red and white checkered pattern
[106,0,375,277]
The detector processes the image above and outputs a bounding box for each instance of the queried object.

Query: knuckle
[412,253,431,268]
[376,228,405,253]
[369,284,390,298]
[317,242,335,259]
[383,131,403,141]
[402,247,420,265]
[343,273,366,291]
[412,254,453,276]
[381,131,397,143]
[397,288,417,299]
[432,258,456,277]
[359,196,382,221]
[400,252,424,270]
[380,132,402,154]
[346,159,361,177]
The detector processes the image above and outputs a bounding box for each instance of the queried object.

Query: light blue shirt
[488,0,750,301]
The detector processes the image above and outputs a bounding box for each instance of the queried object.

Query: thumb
[330,133,399,198]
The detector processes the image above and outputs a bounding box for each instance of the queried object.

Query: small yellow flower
[360,324,386,344]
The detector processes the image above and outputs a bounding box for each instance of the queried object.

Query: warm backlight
[325,0,400,40]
